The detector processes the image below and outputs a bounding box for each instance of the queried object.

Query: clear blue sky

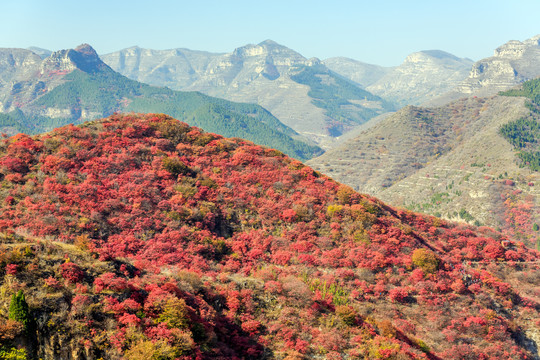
[2,0,540,67]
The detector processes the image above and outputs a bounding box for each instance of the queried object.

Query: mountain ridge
[102,40,395,146]
[0,44,322,160]
[308,91,540,247]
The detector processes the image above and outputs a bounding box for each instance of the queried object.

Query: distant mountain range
[7,35,540,151]
[324,51,473,107]
[0,44,322,160]
[101,40,396,147]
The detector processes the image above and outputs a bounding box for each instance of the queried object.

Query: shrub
[124,339,175,360]
[336,305,357,326]
[157,297,189,329]
[162,157,193,178]
[0,319,23,341]
[378,319,397,338]
[411,248,439,273]
[0,346,27,360]
[60,262,84,284]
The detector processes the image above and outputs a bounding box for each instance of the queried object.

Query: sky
[2,0,540,67]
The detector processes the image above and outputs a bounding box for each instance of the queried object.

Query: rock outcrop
[322,57,391,88]
[430,34,540,105]
[0,44,113,113]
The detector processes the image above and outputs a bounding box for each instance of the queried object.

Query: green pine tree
[8,291,30,332]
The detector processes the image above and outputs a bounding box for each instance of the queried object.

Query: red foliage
[60,262,85,284]
[6,263,18,275]
[0,113,537,358]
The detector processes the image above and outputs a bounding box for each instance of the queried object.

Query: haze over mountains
[0,44,321,160]
[325,51,474,107]
[102,40,396,147]
[429,35,540,105]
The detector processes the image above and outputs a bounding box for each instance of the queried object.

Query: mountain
[102,40,396,147]
[0,113,538,359]
[325,51,473,107]
[430,35,540,106]
[0,44,322,161]
[322,57,391,88]
[308,89,540,248]
[27,47,52,59]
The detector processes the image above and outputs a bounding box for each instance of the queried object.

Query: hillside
[102,41,395,146]
[308,92,540,249]
[0,113,539,359]
[0,44,321,161]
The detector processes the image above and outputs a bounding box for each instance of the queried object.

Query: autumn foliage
[0,113,538,359]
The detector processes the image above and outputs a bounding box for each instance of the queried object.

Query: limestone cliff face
[0,49,43,111]
[0,44,111,113]
[457,36,540,95]
[102,46,222,89]
[40,44,110,75]
[431,34,540,105]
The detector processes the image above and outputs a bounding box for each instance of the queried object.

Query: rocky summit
[430,34,540,106]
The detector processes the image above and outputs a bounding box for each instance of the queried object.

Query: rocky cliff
[322,56,391,88]
[367,50,473,106]
[0,44,112,113]
[430,34,540,105]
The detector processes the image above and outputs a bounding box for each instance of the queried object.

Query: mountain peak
[493,36,540,59]
[74,43,99,58]
[404,50,469,64]
[37,44,111,77]
[524,34,540,46]
[258,39,280,47]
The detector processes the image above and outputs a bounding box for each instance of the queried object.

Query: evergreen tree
[8,291,30,333]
